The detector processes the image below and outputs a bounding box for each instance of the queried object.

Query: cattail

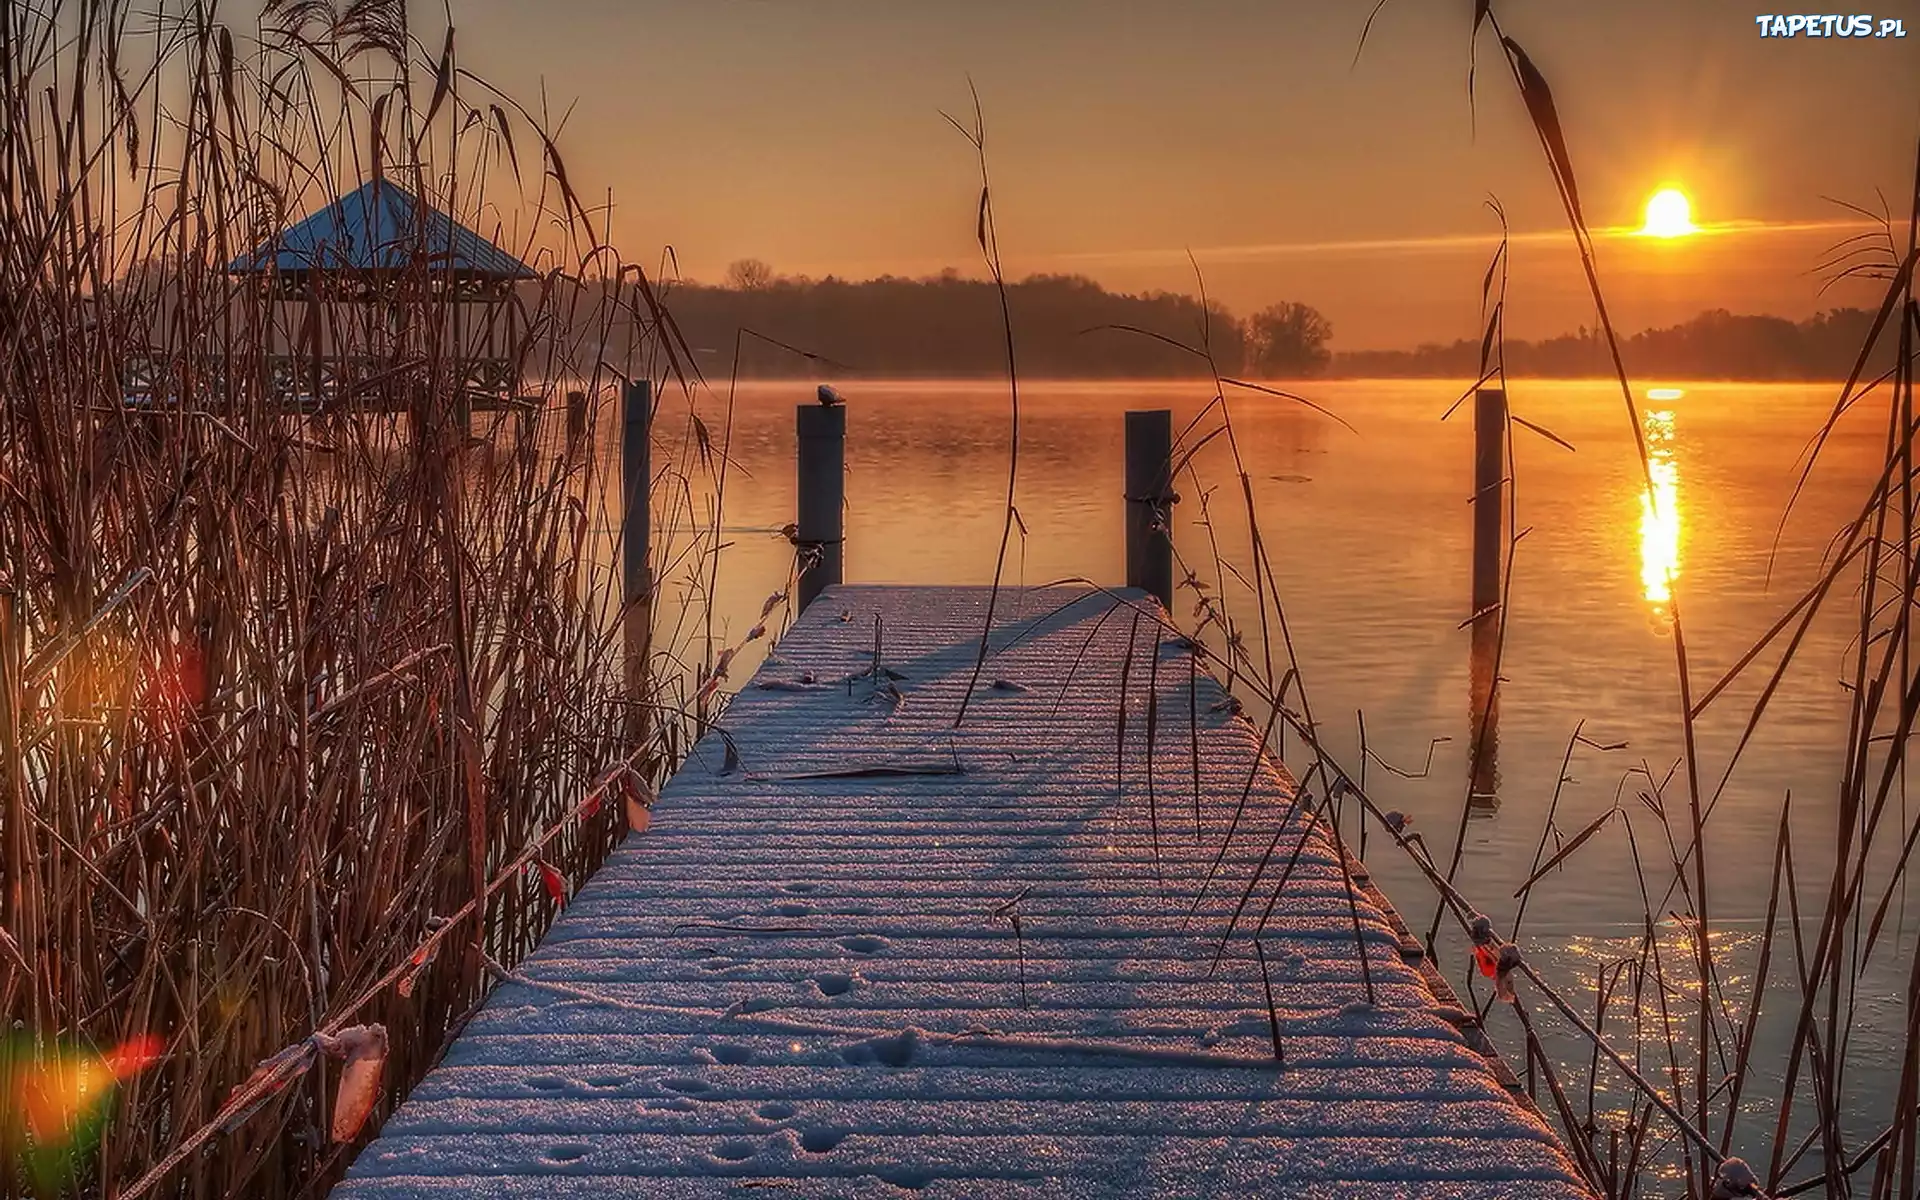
[1710,1158,1765,1199]
[317,1025,388,1143]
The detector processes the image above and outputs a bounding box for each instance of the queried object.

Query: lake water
[605,376,1902,1176]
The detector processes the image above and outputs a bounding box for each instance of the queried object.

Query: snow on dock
[338,585,1592,1198]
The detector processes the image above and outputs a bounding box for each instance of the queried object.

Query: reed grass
[1031,7,1920,1195]
[0,3,731,1195]
[6,2,1919,1198]
[1128,7,1920,1196]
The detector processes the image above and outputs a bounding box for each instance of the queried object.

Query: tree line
[1340,307,1899,381]
[563,262,1895,382]
[643,263,1327,378]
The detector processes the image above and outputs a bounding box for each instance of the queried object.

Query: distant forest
[1343,307,1899,382]
[580,263,1898,382]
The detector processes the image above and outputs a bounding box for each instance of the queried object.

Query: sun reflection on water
[1639,409,1681,627]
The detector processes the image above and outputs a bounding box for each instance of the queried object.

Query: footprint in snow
[838,934,889,955]
[841,1028,919,1068]
[710,1139,758,1163]
[660,1076,714,1096]
[814,971,855,997]
[800,1127,847,1153]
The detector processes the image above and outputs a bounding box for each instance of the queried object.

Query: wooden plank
[339,586,1593,1198]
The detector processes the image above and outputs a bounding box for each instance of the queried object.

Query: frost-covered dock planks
[338,585,1592,1198]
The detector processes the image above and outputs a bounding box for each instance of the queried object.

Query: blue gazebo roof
[227,180,535,280]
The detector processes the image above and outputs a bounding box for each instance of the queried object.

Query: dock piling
[1125,409,1175,608]
[796,400,845,611]
[1469,386,1506,809]
[1472,387,1506,624]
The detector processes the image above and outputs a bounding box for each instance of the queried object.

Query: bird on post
[817,384,844,406]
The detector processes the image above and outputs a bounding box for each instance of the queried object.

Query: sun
[1639,188,1696,238]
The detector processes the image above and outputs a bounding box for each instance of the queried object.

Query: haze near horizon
[449,0,1920,349]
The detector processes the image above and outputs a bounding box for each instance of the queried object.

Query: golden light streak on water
[1640,409,1681,628]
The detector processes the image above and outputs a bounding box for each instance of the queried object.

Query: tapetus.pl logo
[1753,13,1906,36]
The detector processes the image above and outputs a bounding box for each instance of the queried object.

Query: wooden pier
[337,583,1589,1198]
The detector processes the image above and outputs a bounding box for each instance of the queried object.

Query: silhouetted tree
[1248,301,1332,377]
[724,258,774,290]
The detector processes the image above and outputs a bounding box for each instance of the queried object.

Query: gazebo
[226,179,537,413]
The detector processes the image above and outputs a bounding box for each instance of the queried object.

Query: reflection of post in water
[1469,618,1501,812]
[1468,387,1505,813]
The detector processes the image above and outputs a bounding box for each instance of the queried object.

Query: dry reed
[0,2,730,1195]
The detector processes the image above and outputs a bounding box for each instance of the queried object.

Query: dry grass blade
[1510,808,1619,900]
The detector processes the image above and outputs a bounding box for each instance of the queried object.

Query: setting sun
[1640,188,1697,237]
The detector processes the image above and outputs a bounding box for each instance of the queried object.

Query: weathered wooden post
[796,396,846,611]
[621,380,652,740]
[1125,409,1175,608]
[1469,386,1506,809]
[1472,387,1507,625]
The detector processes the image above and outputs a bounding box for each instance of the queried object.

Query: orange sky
[452,0,1920,347]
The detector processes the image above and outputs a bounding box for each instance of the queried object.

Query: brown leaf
[490,104,519,180]
[324,1025,388,1143]
[216,26,238,121]
[424,27,455,127]
[618,767,655,835]
[1501,36,1583,227]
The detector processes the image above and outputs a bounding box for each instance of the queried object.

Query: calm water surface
[614,377,1902,1151]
